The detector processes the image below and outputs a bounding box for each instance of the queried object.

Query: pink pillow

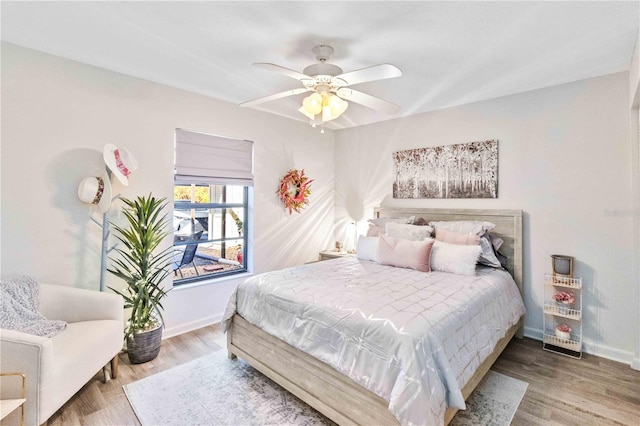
[366,223,384,237]
[376,234,434,272]
[435,228,481,245]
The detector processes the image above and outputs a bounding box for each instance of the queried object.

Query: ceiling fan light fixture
[321,93,348,122]
[321,106,332,122]
[300,92,347,126]
[298,106,315,120]
[302,93,323,115]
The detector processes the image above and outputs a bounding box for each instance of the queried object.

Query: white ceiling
[2,1,638,129]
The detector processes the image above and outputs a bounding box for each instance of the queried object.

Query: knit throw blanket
[0,276,67,337]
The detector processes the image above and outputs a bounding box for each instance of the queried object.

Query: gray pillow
[478,235,503,269]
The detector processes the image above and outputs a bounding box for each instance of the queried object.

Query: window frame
[172,184,249,285]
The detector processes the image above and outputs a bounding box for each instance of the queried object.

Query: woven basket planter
[127,324,163,364]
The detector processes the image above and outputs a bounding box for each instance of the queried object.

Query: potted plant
[107,194,174,364]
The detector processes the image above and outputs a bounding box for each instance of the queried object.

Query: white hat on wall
[103,144,138,186]
[77,173,112,213]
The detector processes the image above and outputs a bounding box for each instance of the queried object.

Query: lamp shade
[302,93,323,115]
[322,94,348,122]
[298,106,315,120]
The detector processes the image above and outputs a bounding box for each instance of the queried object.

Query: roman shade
[175,129,254,186]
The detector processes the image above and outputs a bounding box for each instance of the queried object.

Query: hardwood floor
[42,325,639,426]
[496,338,640,426]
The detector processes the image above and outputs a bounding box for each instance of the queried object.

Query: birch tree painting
[393,140,498,199]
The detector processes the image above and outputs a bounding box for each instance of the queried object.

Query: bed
[223,208,524,425]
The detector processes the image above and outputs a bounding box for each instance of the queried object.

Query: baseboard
[523,326,543,341]
[524,326,636,368]
[163,313,223,339]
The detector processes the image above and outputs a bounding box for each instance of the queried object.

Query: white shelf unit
[542,273,583,358]
[0,372,26,426]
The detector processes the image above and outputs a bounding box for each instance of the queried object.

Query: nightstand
[318,250,355,261]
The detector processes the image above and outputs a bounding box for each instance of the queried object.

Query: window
[174,129,253,284]
[173,184,248,283]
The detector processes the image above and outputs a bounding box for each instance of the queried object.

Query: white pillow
[429,220,495,236]
[368,216,415,227]
[430,240,482,276]
[385,222,433,241]
[430,220,502,268]
[356,236,378,262]
[376,234,433,272]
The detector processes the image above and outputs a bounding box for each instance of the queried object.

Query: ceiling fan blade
[240,87,310,108]
[336,88,401,114]
[335,64,402,86]
[253,63,312,82]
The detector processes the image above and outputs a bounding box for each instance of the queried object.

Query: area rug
[450,370,528,426]
[124,350,527,426]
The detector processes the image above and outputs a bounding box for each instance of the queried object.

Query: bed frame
[228,208,524,425]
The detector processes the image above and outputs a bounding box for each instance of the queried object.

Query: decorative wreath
[277,169,314,215]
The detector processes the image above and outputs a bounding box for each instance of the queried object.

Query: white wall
[335,72,638,366]
[1,43,335,335]
[629,29,640,369]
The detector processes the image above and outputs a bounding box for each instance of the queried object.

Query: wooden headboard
[374,207,523,296]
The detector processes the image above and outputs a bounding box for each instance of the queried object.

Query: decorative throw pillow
[489,234,508,269]
[491,235,504,251]
[385,222,434,241]
[430,220,503,269]
[412,217,428,226]
[430,240,482,276]
[478,235,503,268]
[376,233,433,272]
[435,228,481,245]
[368,216,415,227]
[429,220,495,236]
[356,236,378,262]
[366,223,384,237]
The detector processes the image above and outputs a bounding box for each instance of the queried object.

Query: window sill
[172,271,253,292]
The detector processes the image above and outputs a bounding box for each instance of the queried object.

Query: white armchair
[0,284,123,425]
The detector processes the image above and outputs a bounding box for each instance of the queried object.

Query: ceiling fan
[240,45,402,130]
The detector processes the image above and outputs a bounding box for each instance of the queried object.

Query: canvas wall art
[393,140,498,199]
